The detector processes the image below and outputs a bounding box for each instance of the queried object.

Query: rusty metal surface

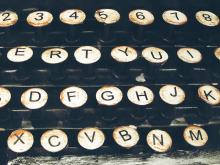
[8,150,220,165]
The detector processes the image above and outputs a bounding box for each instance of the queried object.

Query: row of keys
[4,46,220,64]
[0,9,219,28]
[7,125,208,153]
[0,85,219,110]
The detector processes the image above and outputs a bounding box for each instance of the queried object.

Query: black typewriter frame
[0,0,220,164]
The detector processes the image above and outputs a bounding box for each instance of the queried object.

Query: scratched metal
[8,150,220,165]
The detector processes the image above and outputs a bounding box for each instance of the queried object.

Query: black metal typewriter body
[0,0,220,164]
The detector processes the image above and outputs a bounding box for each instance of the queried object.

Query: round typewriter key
[142,47,169,79]
[41,48,68,64]
[7,129,34,153]
[95,9,120,24]
[60,9,86,25]
[95,9,120,41]
[127,86,154,106]
[21,88,48,109]
[129,9,154,26]
[27,11,53,27]
[214,47,220,61]
[183,125,208,147]
[27,11,53,42]
[159,85,185,105]
[142,47,169,65]
[78,127,105,150]
[40,129,68,153]
[96,86,123,106]
[74,46,101,64]
[41,48,68,81]
[7,46,33,63]
[195,11,219,27]
[74,46,101,79]
[146,129,172,153]
[60,86,88,108]
[111,46,138,80]
[60,9,86,42]
[7,46,33,82]
[0,10,18,28]
[0,87,11,108]
[111,46,138,63]
[161,10,189,43]
[113,126,139,148]
[162,10,188,26]
[129,9,154,41]
[177,48,202,64]
[198,85,220,105]
[0,11,18,43]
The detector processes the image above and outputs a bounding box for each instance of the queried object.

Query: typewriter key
[162,10,188,26]
[60,86,88,108]
[127,86,154,106]
[183,125,208,147]
[94,9,120,41]
[40,129,68,153]
[96,86,123,106]
[113,125,139,148]
[111,46,138,63]
[77,127,105,150]
[95,9,120,25]
[198,85,220,105]
[142,47,169,79]
[74,46,101,64]
[142,47,169,65]
[195,11,219,27]
[27,11,53,27]
[129,9,154,26]
[146,129,172,152]
[41,48,68,81]
[60,9,86,42]
[74,46,101,79]
[177,47,202,64]
[7,129,34,153]
[7,46,33,81]
[96,86,123,123]
[7,46,33,62]
[129,10,154,40]
[214,47,220,61]
[161,10,189,43]
[41,48,68,64]
[0,10,18,28]
[60,9,86,25]
[111,46,138,79]
[0,87,11,108]
[0,10,18,43]
[27,11,53,42]
[159,85,185,105]
[21,88,48,109]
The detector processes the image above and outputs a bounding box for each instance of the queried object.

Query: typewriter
[0,0,220,164]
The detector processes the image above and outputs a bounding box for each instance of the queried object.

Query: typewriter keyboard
[0,0,220,163]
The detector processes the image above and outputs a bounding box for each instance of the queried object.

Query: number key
[27,11,53,27]
[0,10,18,28]
[162,10,188,25]
[196,11,219,27]
[60,9,86,25]
[94,9,120,24]
[129,9,154,25]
